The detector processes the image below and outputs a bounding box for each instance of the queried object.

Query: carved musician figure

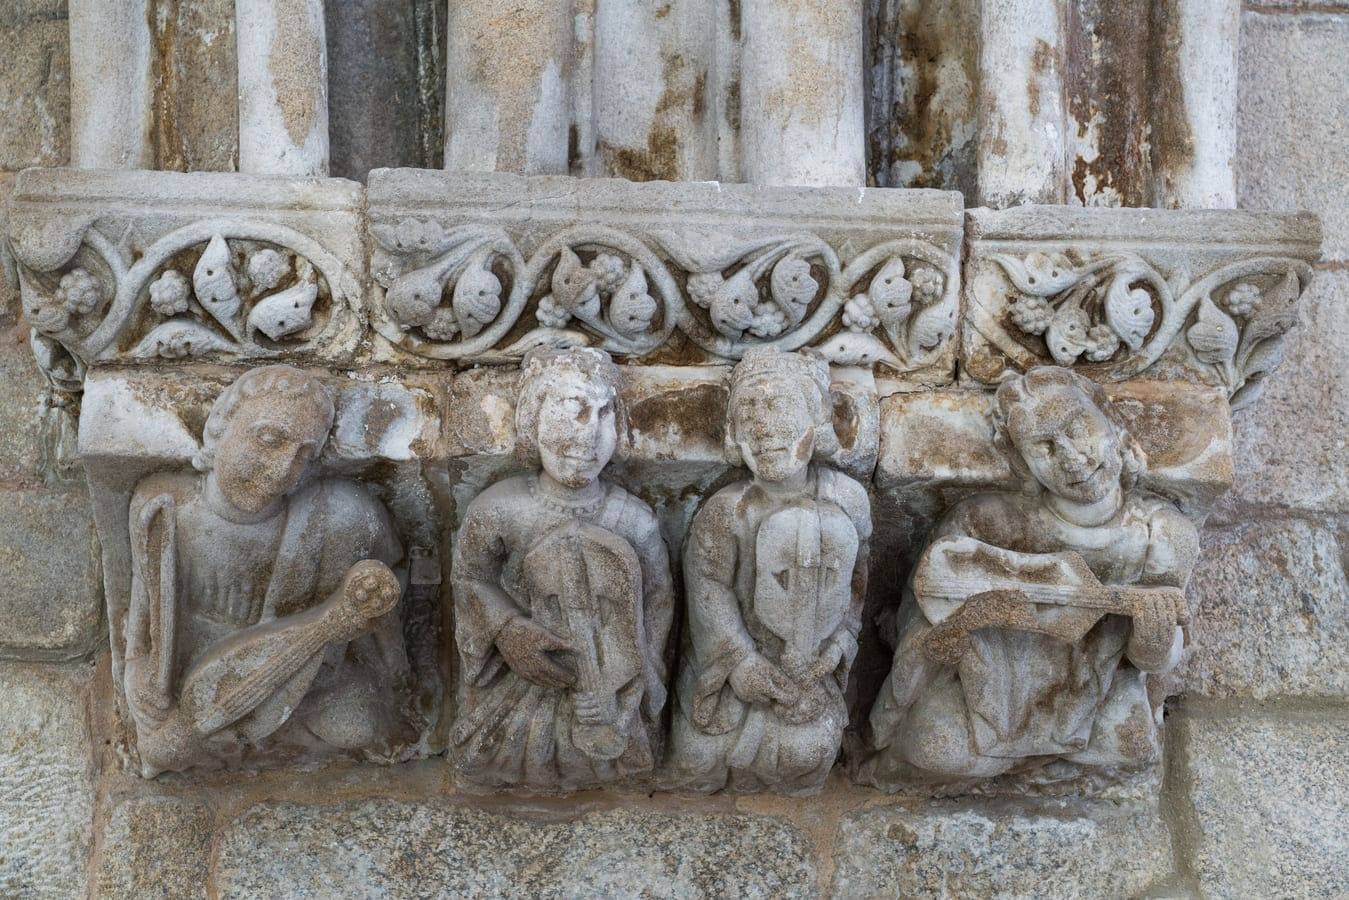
[860,366,1197,789]
[449,348,674,791]
[124,365,412,776]
[670,349,871,794]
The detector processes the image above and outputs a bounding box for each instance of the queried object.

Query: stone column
[443,0,572,175]
[975,0,1066,207]
[69,0,154,169]
[1151,0,1240,209]
[739,0,866,187]
[236,0,330,176]
[592,0,717,182]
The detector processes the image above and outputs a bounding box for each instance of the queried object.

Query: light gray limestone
[961,205,1322,407]
[236,0,329,176]
[668,350,872,795]
[832,800,1174,898]
[450,349,674,791]
[0,661,94,899]
[6,168,366,367]
[861,367,1197,792]
[1180,711,1349,898]
[367,169,964,383]
[739,0,866,187]
[1238,10,1349,261]
[213,800,818,898]
[68,0,153,170]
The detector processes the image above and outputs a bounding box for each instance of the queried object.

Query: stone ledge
[832,798,1175,898]
[211,800,818,897]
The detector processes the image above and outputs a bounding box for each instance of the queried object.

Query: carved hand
[495,616,577,689]
[1128,589,1188,671]
[334,560,402,641]
[729,653,800,707]
[573,691,616,726]
[805,640,846,683]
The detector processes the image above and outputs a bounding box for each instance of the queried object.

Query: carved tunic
[863,490,1198,786]
[450,474,673,790]
[125,474,407,773]
[671,465,871,794]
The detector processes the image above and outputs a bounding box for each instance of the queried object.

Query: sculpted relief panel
[2,168,1322,798]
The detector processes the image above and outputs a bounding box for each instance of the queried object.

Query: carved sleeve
[683,494,755,673]
[628,505,675,717]
[450,493,523,682]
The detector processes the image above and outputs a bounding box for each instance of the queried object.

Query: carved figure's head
[194,365,335,514]
[516,347,623,489]
[726,348,839,483]
[993,366,1145,504]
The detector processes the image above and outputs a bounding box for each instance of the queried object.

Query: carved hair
[724,347,840,465]
[193,365,336,471]
[991,366,1146,493]
[514,346,626,467]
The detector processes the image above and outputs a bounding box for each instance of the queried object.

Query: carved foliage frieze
[366,171,965,377]
[961,207,1321,408]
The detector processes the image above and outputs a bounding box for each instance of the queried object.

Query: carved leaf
[1044,305,1091,366]
[451,257,503,339]
[869,256,914,336]
[132,320,235,359]
[1241,269,1302,350]
[708,268,759,338]
[192,235,242,339]
[907,298,957,357]
[1186,296,1239,366]
[990,252,1080,297]
[769,255,816,324]
[385,265,444,329]
[608,265,658,338]
[499,327,594,357]
[550,247,601,319]
[370,218,453,258]
[246,282,318,342]
[814,331,904,370]
[1103,276,1155,351]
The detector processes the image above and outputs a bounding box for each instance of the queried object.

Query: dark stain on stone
[1148,0,1196,208]
[626,383,727,449]
[727,0,741,42]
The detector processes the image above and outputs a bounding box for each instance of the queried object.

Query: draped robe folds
[124,473,409,774]
[863,490,1198,785]
[450,475,674,790]
[672,466,871,794]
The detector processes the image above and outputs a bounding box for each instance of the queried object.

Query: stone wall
[0,2,1344,897]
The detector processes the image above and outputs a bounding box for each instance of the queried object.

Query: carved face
[733,377,815,483]
[536,374,618,489]
[1008,387,1123,504]
[212,393,330,514]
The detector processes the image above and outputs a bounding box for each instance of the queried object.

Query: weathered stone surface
[1222,269,1349,514]
[214,800,817,897]
[366,170,963,383]
[0,327,49,484]
[0,486,100,660]
[832,800,1174,898]
[960,205,1321,397]
[0,661,93,899]
[95,796,215,900]
[1179,711,1349,898]
[151,0,238,173]
[0,2,69,171]
[1184,517,1348,699]
[1239,11,1349,260]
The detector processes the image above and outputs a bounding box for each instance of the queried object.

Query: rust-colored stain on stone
[269,0,325,147]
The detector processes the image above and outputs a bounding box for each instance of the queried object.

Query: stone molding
[0,168,1323,796]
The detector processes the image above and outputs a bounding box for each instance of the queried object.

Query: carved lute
[181,560,400,739]
[914,537,1187,666]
